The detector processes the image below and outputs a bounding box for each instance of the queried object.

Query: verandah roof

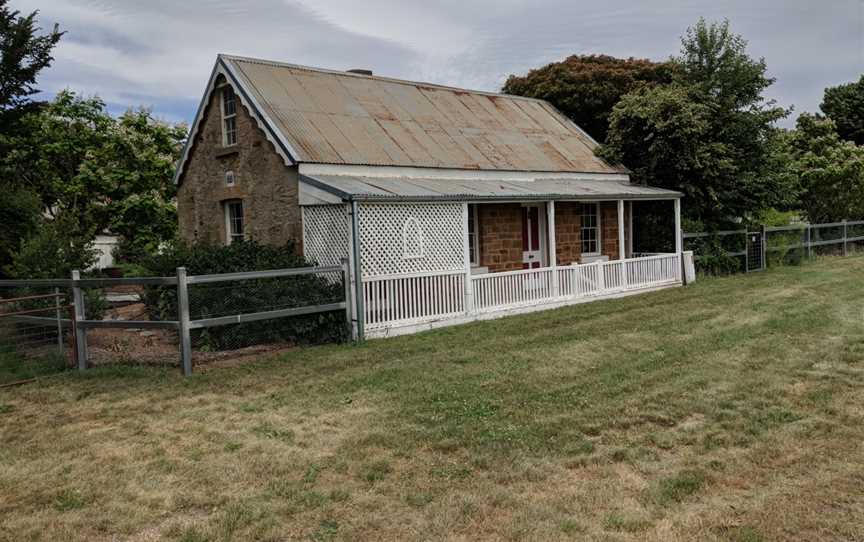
[299,173,682,203]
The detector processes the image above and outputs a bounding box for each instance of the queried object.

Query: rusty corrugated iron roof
[222,55,625,174]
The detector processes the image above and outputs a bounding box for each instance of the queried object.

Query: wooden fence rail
[0,261,352,376]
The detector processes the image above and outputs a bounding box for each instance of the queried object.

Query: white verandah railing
[363,253,681,330]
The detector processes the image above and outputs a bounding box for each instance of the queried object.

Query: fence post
[54,287,64,355]
[176,267,193,377]
[341,258,356,341]
[71,270,88,370]
[843,220,848,257]
[806,225,812,260]
[761,225,767,270]
[743,231,749,273]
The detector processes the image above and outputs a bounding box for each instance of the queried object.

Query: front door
[521,205,544,269]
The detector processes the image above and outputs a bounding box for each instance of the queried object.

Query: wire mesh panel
[83,285,180,367]
[302,204,349,267]
[746,232,764,272]
[358,203,464,277]
[188,271,346,353]
[0,288,73,383]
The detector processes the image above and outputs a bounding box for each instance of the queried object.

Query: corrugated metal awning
[300,174,682,202]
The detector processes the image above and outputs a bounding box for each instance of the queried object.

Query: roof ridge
[218,53,549,104]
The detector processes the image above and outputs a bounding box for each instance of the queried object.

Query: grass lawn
[2,257,864,541]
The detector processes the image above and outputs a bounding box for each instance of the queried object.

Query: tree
[0,1,62,274]
[775,114,864,223]
[598,19,790,226]
[502,55,676,142]
[2,91,187,272]
[821,75,864,146]
[0,0,62,119]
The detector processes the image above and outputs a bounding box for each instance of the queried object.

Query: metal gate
[746,231,765,272]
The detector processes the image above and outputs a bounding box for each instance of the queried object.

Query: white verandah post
[627,201,634,257]
[618,199,626,287]
[674,198,682,281]
[462,203,474,315]
[547,200,558,298]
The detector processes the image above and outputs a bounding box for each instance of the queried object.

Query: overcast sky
[14,0,864,128]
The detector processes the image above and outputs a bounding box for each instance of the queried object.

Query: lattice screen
[302,204,349,267]
[358,203,464,277]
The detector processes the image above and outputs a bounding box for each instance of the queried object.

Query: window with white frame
[402,217,424,259]
[225,170,235,187]
[468,204,480,266]
[224,200,244,244]
[221,86,237,146]
[580,203,600,255]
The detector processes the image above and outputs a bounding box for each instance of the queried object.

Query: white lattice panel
[302,205,349,266]
[358,203,464,277]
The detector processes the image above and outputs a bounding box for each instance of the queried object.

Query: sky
[13,0,864,128]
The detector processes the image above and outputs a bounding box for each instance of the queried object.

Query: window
[224,200,244,244]
[580,203,600,255]
[468,204,480,266]
[225,170,235,187]
[221,86,237,146]
[402,217,424,259]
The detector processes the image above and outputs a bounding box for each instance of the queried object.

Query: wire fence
[0,261,352,379]
[186,268,346,353]
[0,290,76,385]
[684,220,864,274]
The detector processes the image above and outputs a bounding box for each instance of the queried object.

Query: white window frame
[468,203,480,266]
[580,202,601,256]
[225,170,235,187]
[220,86,237,147]
[224,199,244,245]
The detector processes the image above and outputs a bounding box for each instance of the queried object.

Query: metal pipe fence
[0,259,352,377]
[683,220,864,274]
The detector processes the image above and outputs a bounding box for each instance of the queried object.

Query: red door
[521,206,542,269]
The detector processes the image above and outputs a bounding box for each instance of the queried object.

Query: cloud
[12,0,864,127]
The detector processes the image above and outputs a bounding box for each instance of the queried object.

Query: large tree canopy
[2,91,187,274]
[599,19,790,226]
[774,114,864,223]
[821,75,864,146]
[502,54,676,142]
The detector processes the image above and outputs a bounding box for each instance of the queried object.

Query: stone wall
[554,202,582,265]
[477,203,524,272]
[475,201,629,272]
[600,201,631,260]
[177,78,302,249]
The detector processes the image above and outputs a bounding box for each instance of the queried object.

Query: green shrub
[766,228,806,267]
[4,219,107,319]
[141,240,347,350]
[4,218,98,279]
[114,262,152,277]
[688,236,742,275]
